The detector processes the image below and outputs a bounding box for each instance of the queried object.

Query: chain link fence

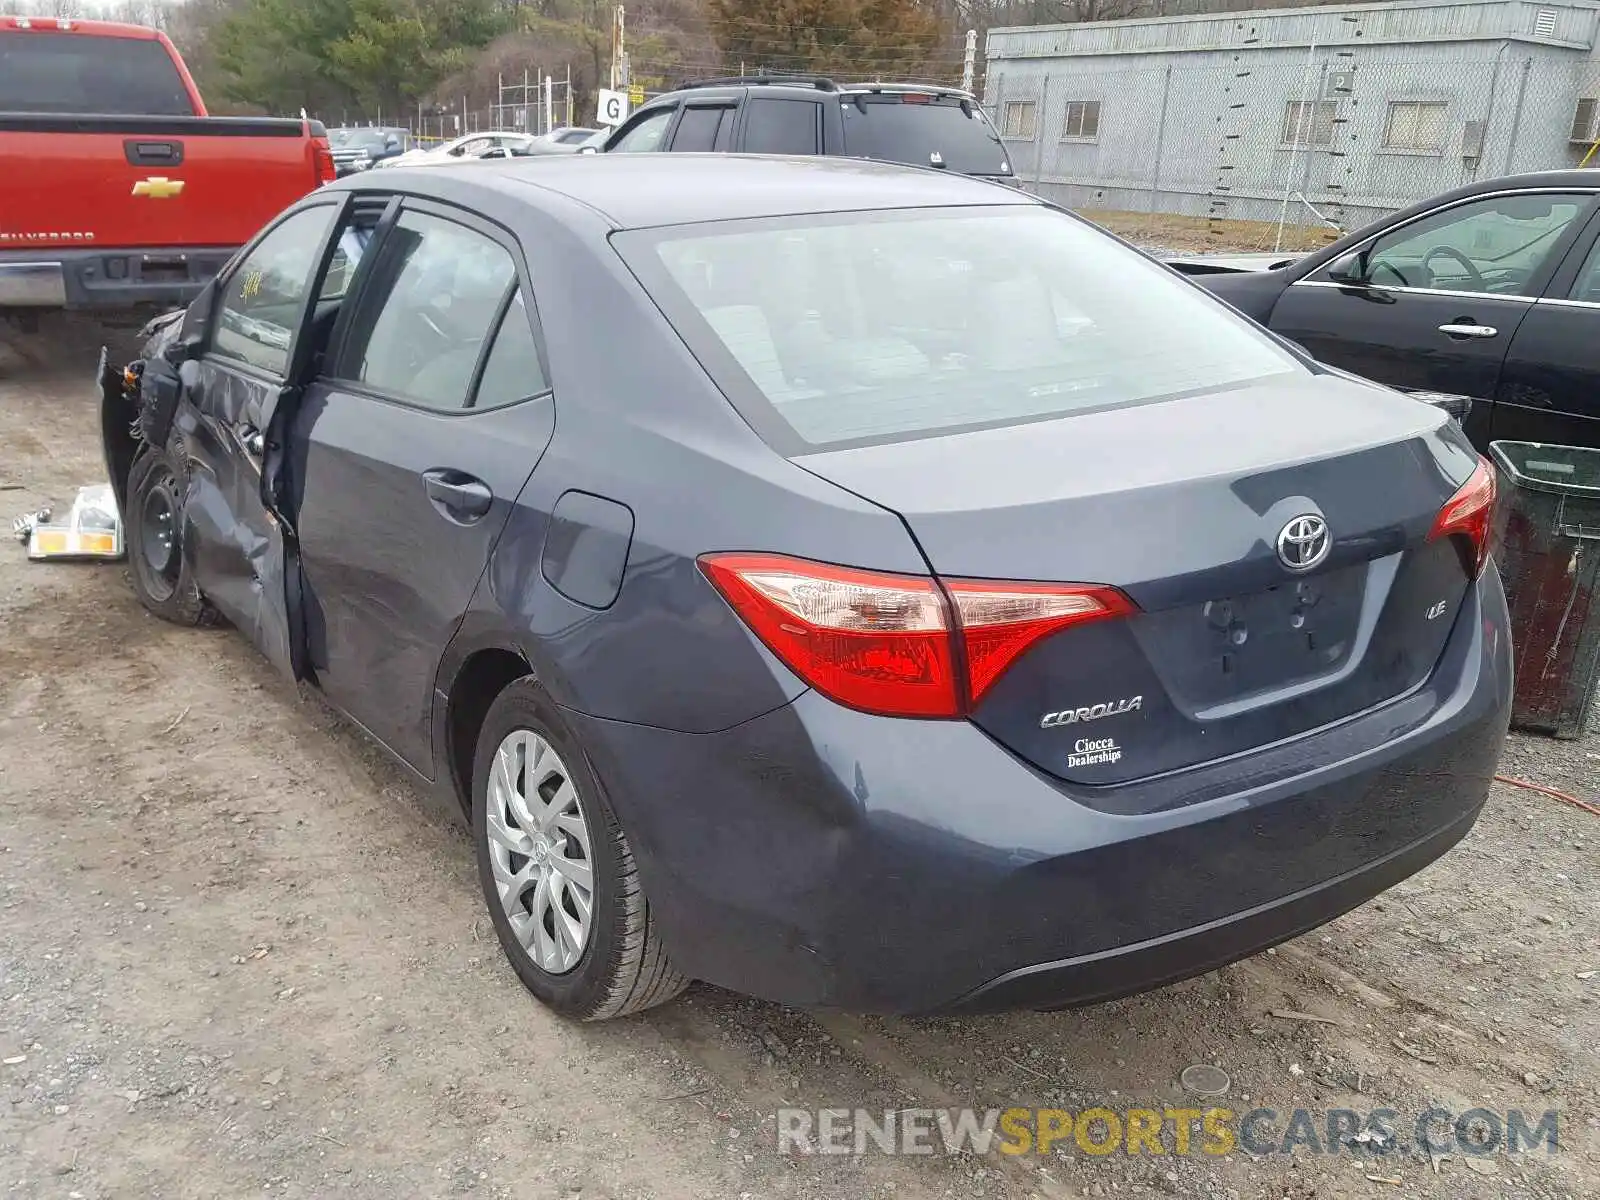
[988,54,1596,252]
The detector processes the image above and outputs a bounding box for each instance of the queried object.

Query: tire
[472,677,688,1020]
[124,432,218,628]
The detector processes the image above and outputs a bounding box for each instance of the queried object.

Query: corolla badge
[1040,696,1142,728]
[1277,514,1331,572]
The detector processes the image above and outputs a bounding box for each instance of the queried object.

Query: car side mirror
[173,279,219,354]
[385,136,399,149]
[579,144,599,155]
[1326,250,1369,285]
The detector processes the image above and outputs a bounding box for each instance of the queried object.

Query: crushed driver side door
[175,196,350,680]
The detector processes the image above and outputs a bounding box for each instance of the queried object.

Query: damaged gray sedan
[101,156,1510,1022]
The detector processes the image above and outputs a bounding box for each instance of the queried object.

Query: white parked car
[375,131,536,169]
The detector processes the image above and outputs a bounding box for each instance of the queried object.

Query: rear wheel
[472,678,688,1020]
[125,434,217,627]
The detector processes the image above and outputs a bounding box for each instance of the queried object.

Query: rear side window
[0,30,192,115]
[616,206,1298,452]
[742,98,820,155]
[840,95,1010,176]
[212,206,336,376]
[671,106,730,152]
[338,211,516,411]
[474,290,548,408]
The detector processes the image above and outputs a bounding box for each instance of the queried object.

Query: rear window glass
[0,30,192,115]
[616,206,1299,453]
[331,128,390,150]
[840,95,1010,176]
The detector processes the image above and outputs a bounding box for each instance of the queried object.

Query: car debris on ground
[11,483,121,561]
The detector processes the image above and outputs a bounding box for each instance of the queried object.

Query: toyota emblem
[1277,514,1331,572]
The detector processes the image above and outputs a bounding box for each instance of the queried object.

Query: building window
[1062,100,1100,140]
[1281,100,1335,148]
[1383,101,1448,152]
[1002,100,1037,139]
[1572,97,1597,143]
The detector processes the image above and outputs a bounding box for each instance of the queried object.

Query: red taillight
[1428,456,1496,577]
[699,553,959,717]
[699,552,1134,718]
[946,578,1135,703]
[312,135,337,185]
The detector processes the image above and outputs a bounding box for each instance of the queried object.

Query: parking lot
[1,323,1597,1200]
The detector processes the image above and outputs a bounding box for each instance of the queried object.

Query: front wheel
[124,434,217,627]
[472,678,688,1020]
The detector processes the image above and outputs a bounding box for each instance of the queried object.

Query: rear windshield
[0,30,193,115]
[616,206,1299,453]
[840,95,1010,176]
[331,128,390,149]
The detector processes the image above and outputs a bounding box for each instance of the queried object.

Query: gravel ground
[1,324,1597,1200]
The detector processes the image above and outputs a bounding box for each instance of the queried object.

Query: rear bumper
[0,246,236,311]
[952,796,1480,1012]
[570,566,1512,1013]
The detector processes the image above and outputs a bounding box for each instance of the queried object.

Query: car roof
[1,15,162,39]
[655,75,978,102]
[478,153,1033,228]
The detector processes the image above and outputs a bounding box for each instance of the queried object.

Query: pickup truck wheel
[473,678,689,1020]
[125,435,218,628]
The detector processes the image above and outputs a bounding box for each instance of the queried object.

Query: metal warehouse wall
[985,0,1600,233]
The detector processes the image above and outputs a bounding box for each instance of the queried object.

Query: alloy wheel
[483,729,595,974]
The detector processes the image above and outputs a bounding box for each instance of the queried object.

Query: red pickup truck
[0,15,334,313]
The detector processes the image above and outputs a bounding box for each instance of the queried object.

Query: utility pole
[961,29,977,92]
[565,63,572,125]
[609,6,625,91]
[544,74,554,133]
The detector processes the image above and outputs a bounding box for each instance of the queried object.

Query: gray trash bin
[1488,441,1600,739]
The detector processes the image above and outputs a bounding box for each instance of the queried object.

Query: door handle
[1438,322,1498,339]
[423,469,493,520]
[124,138,183,166]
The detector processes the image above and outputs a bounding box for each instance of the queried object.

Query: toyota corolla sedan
[99,155,1511,1021]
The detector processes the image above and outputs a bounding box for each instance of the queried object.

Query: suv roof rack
[839,81,975,98]
[676,74,839,92]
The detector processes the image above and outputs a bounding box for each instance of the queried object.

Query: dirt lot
[1083,211,1344,257]
[1,323,1597,1200]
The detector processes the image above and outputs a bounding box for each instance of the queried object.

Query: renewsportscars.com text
[776,1106,1560,1158]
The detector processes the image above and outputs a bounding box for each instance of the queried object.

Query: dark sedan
[1191,170,1600,452]
[100,155,1511,1020]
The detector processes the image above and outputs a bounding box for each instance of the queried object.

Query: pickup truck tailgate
[0,114,325,251]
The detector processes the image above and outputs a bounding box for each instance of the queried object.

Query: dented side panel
[178,359,300,679]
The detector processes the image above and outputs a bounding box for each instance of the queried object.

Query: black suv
[592,76,1014,182]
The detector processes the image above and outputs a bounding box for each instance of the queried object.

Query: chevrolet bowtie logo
[132,177,185,199]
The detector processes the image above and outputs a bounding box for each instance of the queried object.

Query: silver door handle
[1438,323,1498,338]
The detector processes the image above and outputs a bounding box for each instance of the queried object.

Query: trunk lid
[795,375,1481,785]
